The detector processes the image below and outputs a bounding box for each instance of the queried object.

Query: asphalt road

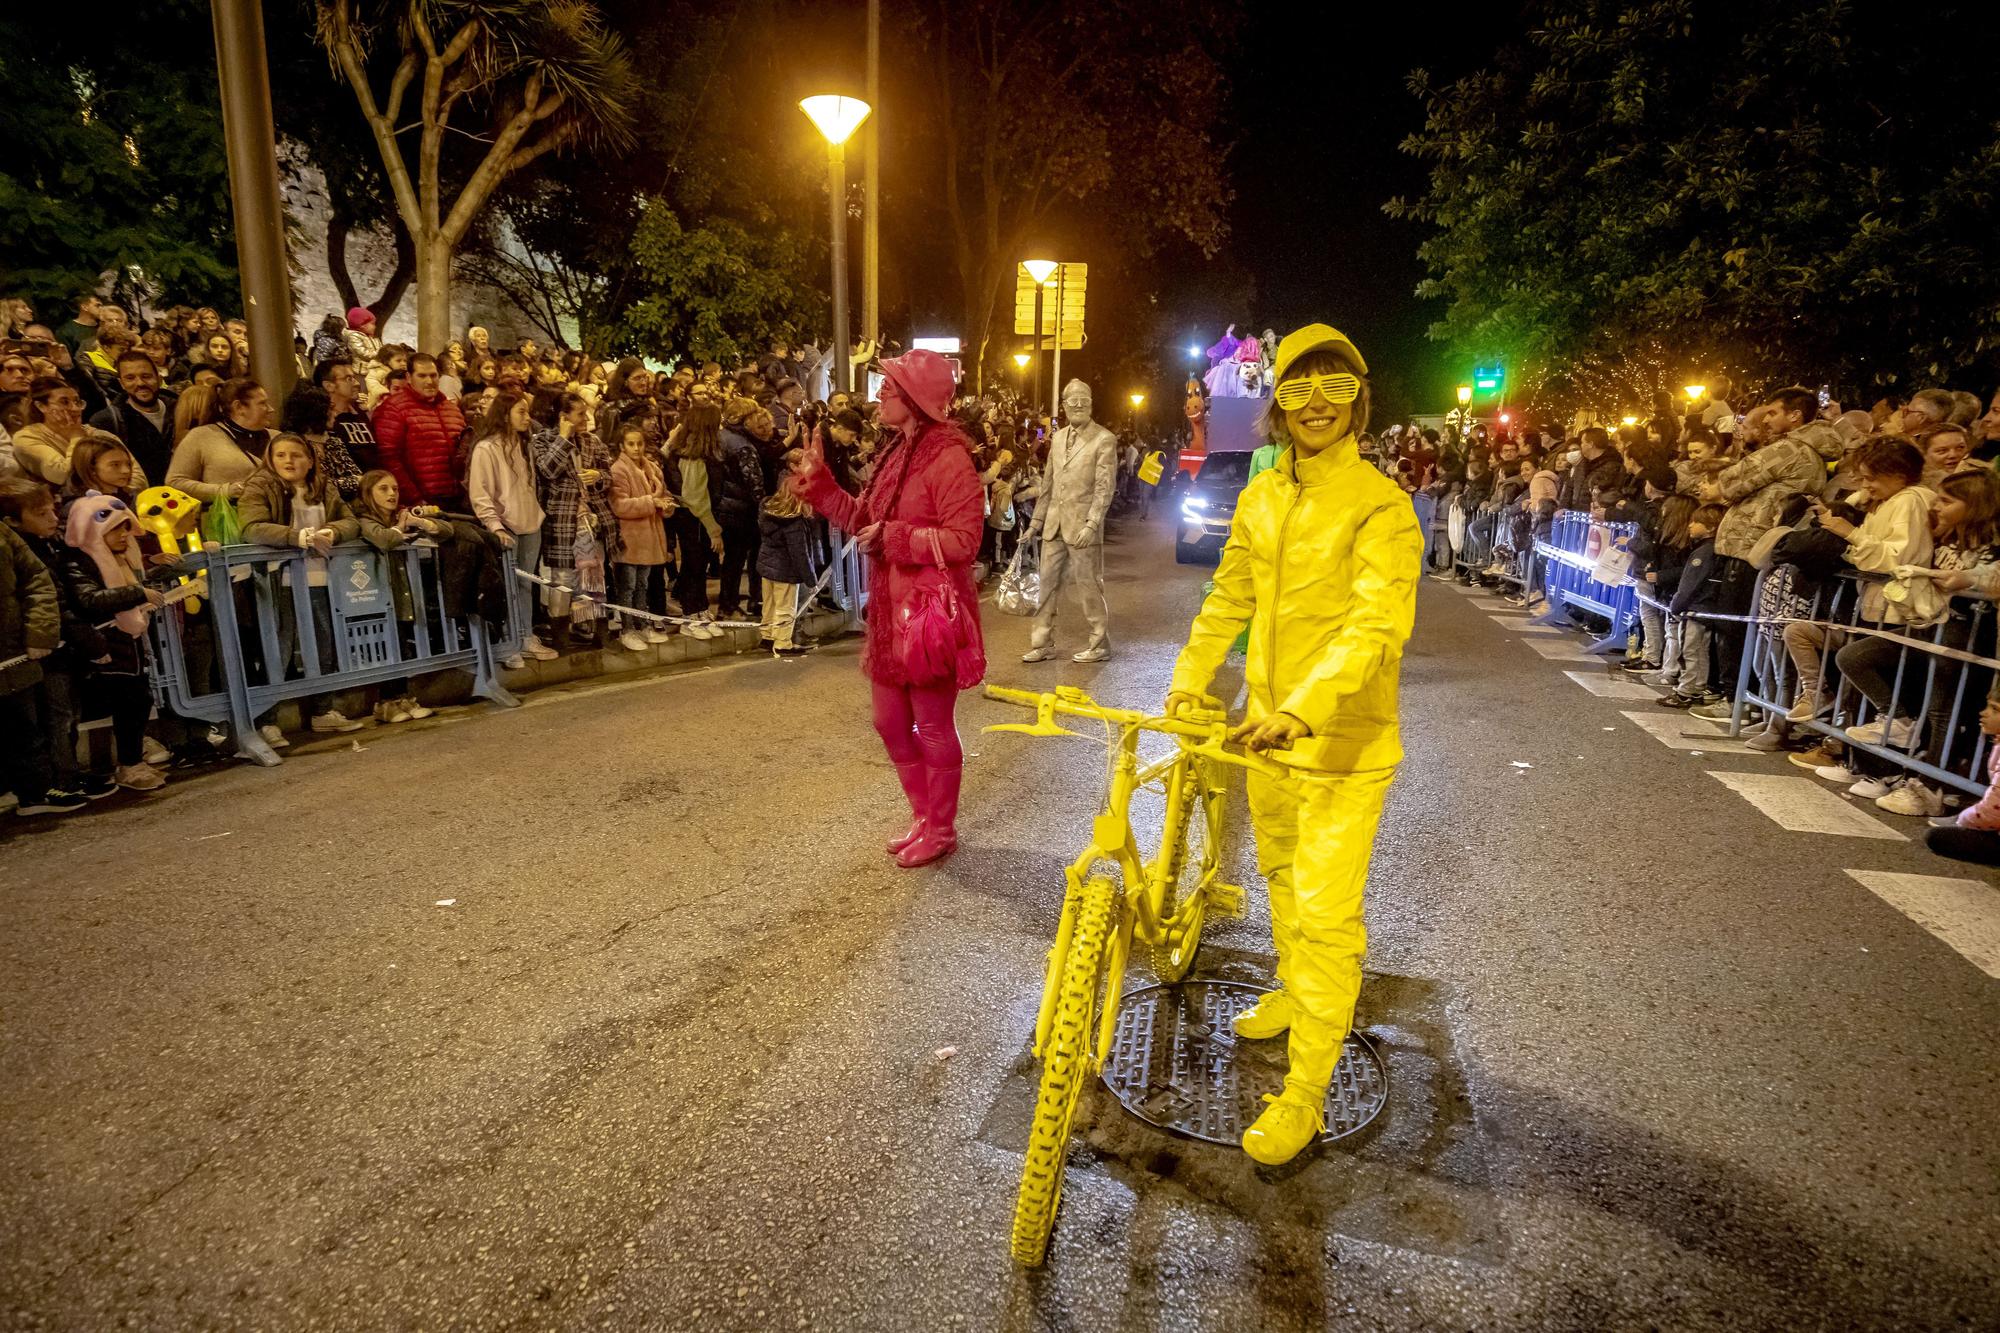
[5,502,1998,1332]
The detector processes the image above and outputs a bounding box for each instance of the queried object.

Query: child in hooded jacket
[758,451,817,657]
[1660,503,1728,707]
[60,489,191,791]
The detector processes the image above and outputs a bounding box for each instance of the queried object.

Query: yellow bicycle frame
[984,686,1280,1069]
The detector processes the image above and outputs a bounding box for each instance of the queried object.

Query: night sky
[1206,4,1523,419]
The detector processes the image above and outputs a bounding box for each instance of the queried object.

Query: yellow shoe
[1231,989,1295,1040]
[1241,1091,1325,1166]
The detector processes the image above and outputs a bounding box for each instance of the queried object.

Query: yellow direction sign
[1013,261,1086,349]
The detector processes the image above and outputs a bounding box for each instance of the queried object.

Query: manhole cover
[1100,980,1388,1147]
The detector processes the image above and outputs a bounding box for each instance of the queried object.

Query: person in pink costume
[796,349,987,867]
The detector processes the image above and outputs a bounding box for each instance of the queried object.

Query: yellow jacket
[1169,436,1422,772]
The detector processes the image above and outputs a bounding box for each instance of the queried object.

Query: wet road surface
[4,503,1998,1331]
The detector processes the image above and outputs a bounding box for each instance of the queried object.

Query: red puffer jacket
[373,384,467,506]
[799,420,987,690]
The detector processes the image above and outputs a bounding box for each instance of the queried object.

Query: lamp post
[800,95,872,395]
[213,0,297,399]
[1022,259,1057,415]
[1128,391,1145,436]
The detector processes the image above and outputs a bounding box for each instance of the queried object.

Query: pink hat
[880,349,956,422]
[346,306,375,330]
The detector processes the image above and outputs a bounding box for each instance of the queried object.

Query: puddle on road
[976,949,1506,1266]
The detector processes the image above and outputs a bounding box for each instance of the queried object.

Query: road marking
[1468,599,1515,611]
[1493,615,1565,635]
[1522,637,1609,662]
[1619,710,1757,752]
[1846,870,2000,979]
[1565,672,1664,700]
[1706,772,1905,839]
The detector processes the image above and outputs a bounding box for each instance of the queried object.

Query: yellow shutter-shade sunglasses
[1272,371,1361,410]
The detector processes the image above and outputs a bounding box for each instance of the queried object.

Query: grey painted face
[1063,389,1094,429]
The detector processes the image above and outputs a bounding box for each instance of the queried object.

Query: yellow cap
[1271,323,1368,380]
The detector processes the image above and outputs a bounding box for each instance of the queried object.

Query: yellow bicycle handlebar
[981,685,1293,778]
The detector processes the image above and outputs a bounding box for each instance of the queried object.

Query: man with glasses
[1021,378,1119,664]
[13,378,94,487]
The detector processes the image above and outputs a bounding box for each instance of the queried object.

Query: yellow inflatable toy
[1165,323,1422,1168]
[134,484,206,614]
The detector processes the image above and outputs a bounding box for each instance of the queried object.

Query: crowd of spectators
[1355,377,2000,866]
[0,290,1155,820]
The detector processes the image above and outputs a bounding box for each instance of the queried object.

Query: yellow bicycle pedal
[1208,880,1247,918]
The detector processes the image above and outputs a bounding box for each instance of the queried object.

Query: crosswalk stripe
[1565,672,1663,699]
[1706,772,1905,839]
[1619,710,1758,753]
[1492,614,1564,635]
[1845,869,2000,979]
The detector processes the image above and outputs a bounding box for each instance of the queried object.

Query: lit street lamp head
[1013,353,1031,370]
[1684,383,1707,402]
[799,95,872,145]
[1023,259,1059,286]
[1129,392,1145,408]
[1456,385,1473,405]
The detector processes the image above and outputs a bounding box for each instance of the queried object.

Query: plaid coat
[531,427,620,569]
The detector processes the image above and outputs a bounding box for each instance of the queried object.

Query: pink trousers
[870,679,963,775]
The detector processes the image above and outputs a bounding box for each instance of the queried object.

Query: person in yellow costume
[1164,323,1421,1166]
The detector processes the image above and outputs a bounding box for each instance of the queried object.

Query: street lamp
[800,95,873,394]
[1022,259,1058,411]
[1128,390,1145,435]
[1456,385,1473,406]
[1013,352,1030,371]
[1684,383,1707,403]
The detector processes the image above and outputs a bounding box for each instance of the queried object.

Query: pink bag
[896,528,969,686]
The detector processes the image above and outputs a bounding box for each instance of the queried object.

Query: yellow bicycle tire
[1011,874,1116,1266]
[1147,759,1214,983]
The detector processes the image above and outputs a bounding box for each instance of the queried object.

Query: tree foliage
[316,0,637,347]
[1388,0,2000,398]
[0,4,238,311]
[903,0,1235,389]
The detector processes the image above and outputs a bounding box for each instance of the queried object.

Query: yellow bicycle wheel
[1011,874,1116,1266]
[1148,758,1217,983]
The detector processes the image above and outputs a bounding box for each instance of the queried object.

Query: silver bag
[995,545,1040,617]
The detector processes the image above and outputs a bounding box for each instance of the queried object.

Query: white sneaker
[1021,644,1056,663]
[619,630,650,652]
[1814,762,1858,783]
[1848,775,1895,800]
[400,697,434,720]
[375,699,412,724]
[258,724,291,749]
[112,761,166,792]
[1072,645,1110,663]
[141,736,170,766]
[1846,716,1918,748]
[522,633,559,661]
[700,622,725,640]
[501,653,526,670]
[311,709,364,733]
[1877,780,1943,817]
[643,627,672,643]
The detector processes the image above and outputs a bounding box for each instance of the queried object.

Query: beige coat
[609,455,671,566]
[1026,419,1118,545]
[168,423,263,503]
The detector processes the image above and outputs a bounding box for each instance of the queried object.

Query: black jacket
[1670,538,1727,616]
[89,391,179,484]
[1562,449,1624,512]
[756,509,815,583]
[713,428,767,528]
[58,548,163,676]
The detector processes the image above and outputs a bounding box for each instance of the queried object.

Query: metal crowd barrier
[147,540,523,767]
[1531,511,1640,654]
[1730,569,1994,797]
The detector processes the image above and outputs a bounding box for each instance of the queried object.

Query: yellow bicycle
[982,684,1288,1266]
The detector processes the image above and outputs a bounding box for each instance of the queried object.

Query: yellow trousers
[1246,764,1396,1100]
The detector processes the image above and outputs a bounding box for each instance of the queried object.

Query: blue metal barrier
[147,540,522,767]
[1731,569,1993,797]
[1532,511,1640,654]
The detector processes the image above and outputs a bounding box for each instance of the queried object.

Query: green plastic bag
[201,493,244,546]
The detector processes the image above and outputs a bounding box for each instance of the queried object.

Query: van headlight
[1180,496,1207,518]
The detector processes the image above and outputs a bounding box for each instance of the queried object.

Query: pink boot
[886,761,929,854]
[895,760,960,868]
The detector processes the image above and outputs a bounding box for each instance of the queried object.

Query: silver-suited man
[1023,378,1118,663]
